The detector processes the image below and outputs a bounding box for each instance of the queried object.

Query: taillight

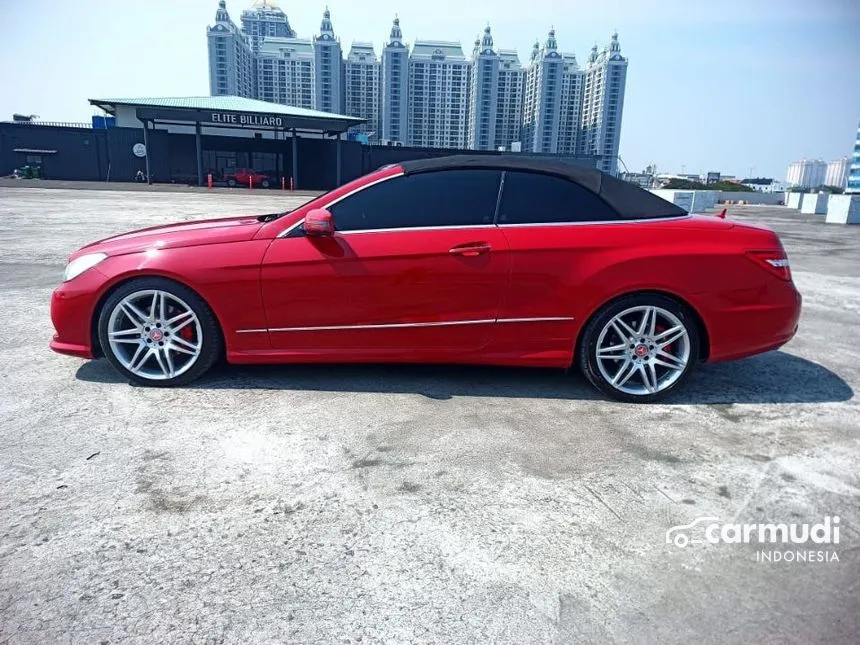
[745,250,792,281]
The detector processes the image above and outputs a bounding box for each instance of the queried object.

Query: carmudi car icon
[666,517,721,548]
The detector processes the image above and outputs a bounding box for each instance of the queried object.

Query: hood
[73,215,265,259]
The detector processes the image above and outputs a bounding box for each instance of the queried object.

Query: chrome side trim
[496,214,693,228]
[236,316,574,334]
[339,224,496,235]
[497,317,574,324]
[268,319,496,332]
[275,171,405,238]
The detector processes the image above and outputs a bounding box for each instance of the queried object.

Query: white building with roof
[240,0,295,53]
[468,26,499,151]
[495,49,524,151]
[381,17,409,143]
[825,157,849,189]
[344,42,380,138]
[786,159,827,189]
[256,37,314,109]
[207,1,255,98]
[313,8,342,114]
[521,31,564,154]
[558,53,584,155]
[580,33,627,174]
[408,40,470,148]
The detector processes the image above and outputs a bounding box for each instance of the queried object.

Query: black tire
[578,293,700,403]
[227,178,237,187]
[260,179,270,188]
[97,277,222,387]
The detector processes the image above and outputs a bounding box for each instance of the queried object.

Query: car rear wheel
[227,178,237,187]
[97,278,222,387]
[260,179,270,188]
[579,294,699,403]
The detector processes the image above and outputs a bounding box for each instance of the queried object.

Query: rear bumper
[695,280,802,363]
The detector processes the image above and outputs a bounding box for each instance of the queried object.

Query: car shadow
[75,350,853,405]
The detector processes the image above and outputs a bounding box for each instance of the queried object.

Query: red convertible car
[50,156,801,402]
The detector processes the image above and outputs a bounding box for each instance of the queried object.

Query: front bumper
[49,268,108,360]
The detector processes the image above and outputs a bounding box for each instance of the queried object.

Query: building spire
[320,6,333,36]
[609,30,621,54]
[389,15,403,44]
[215,0,230,23]
[481,24,494,51]
[545,28,557,51]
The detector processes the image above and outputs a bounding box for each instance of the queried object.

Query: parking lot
[1,186,858,644]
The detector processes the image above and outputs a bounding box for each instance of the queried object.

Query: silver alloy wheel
[595,305,691,397]
[106,289,203,381]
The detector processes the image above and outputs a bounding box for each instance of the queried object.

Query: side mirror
[304,208,334,237]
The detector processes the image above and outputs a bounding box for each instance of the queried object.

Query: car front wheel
[579,294,700,403]
[97,278,222,386]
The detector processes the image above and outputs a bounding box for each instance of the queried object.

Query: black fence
[0,122,603,191]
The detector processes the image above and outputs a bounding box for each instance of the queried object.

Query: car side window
[498,170,621,224]
[329,169,502,232]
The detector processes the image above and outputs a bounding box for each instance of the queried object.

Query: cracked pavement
[0,188,858,644]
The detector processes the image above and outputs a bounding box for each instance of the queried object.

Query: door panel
[489,170,624,360]
[260,227,510,352]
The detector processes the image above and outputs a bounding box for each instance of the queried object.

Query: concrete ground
[0,188,858,645]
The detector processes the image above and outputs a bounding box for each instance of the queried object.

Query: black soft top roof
[398,155,687,220]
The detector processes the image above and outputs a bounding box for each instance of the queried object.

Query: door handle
[449,244,491,257]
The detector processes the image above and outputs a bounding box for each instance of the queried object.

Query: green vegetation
[662,178,753,192]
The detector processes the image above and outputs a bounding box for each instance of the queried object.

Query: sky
[0,0,858,179]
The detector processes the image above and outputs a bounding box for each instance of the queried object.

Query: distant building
[849,122,860,194]
[580,33,627,175]
[240,0,295,54]
[521,31,564,153]
[205,4,628,167]
[207,1,255,98]
[468,27,500,151]
[256,37,314,108]
[622,172,653,189]
[786,159,827,189]
[344,43,380,139]
[408,40,470,148]
[742,178,789,193]
[825,157,849,189]
[495,49,524,151]
[381,17,409,143]
[557,53,584,155]
[313,9,343,114]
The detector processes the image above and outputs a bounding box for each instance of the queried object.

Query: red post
[290,176,294,192]
[249,176,253,190]
[281,176,286,191]
[207,173,213,189]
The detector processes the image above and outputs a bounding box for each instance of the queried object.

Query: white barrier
[651,189,719,213]
[786,192,803,209]
[800,192,828,215]
[825,194,860,224]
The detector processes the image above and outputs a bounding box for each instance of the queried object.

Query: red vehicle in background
[224,168,271,188]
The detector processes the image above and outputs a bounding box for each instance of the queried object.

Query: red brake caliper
[655,324,671,355]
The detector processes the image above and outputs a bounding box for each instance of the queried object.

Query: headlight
[63,253,107,282]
